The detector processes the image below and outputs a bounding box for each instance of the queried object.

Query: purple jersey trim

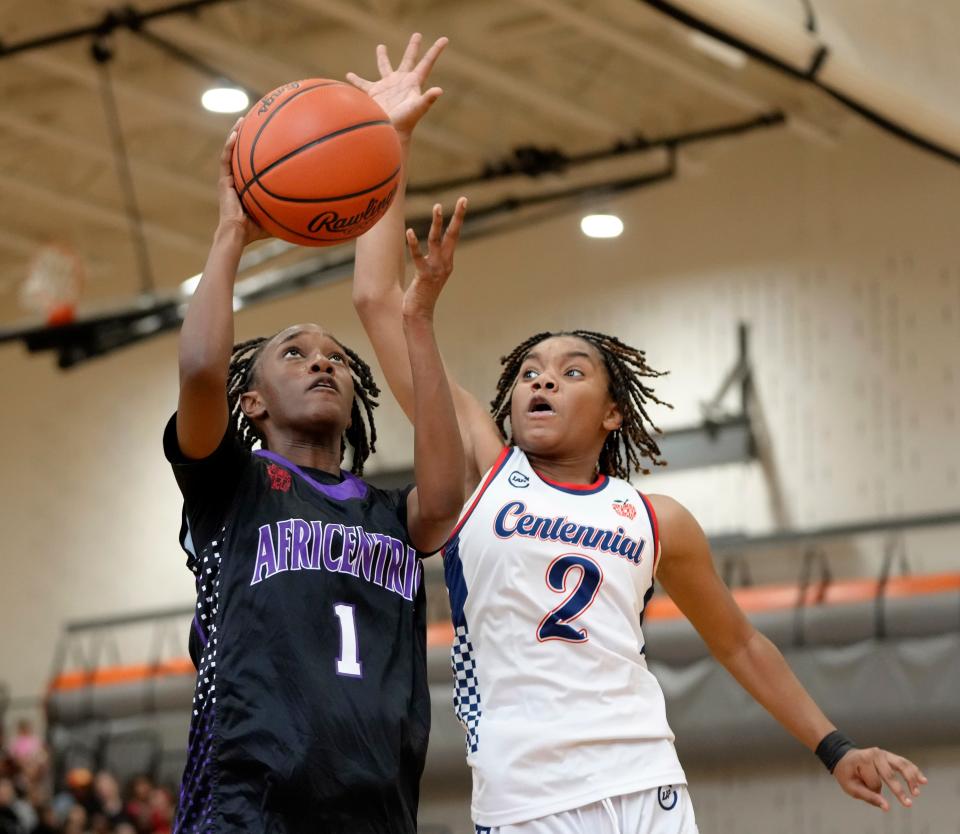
[253,449,368,500]
[192,616,209,648]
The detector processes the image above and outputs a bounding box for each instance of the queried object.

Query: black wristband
[815,730,857,773]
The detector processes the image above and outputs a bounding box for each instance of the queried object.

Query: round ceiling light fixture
[201,86,250,114]
[580,213,624,239]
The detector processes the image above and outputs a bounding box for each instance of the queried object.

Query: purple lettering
[401,546,419,601]
[338,526,360,577]
[290,519,312,570]
[355,529,377,582]
[251,524,277,585]
[275,519,292,572]
[321,524,345,572]
[384,539,406,595]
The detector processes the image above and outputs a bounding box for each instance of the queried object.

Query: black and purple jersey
[164,416,430,834]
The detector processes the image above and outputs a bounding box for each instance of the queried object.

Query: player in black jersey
[165,35,459,834]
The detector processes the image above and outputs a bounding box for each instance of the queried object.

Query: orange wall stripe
[48,573,960,692]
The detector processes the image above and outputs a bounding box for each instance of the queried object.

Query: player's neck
[525,451,601,486]
[265,434,343,477]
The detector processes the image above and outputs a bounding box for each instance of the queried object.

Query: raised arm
[400,213,466,552]
[651,494,927,812]
[348,35,503,488]
[176,122,267,459]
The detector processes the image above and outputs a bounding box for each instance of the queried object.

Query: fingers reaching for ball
[346,33,448,137]
[402,198,468,320]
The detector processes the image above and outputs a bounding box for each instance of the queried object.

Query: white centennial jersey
[444,447,685,828]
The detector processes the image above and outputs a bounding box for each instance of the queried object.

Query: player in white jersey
[348,47,927,830]
[445,444,688,828]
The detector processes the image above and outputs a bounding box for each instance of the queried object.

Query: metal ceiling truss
[0,109,786,368]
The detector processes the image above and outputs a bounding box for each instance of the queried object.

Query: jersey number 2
[333,603,363,678]
[536,554,603,643]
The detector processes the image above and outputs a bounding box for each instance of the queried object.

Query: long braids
[490,330,672,478]
[225,333,380,475]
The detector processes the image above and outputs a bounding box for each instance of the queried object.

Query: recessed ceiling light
[201,86,249,114]
[580,214,624,239]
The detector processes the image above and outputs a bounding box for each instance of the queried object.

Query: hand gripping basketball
[219,120,270,247]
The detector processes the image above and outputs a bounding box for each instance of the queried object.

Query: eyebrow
[276,331,348,360]
[523,350,596,363]
[277,330,307,347]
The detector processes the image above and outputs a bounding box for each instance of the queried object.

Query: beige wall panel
[2,122,959,706]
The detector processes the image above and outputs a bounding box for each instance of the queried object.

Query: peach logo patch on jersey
[612,499,637,520]
[267,463,292,492]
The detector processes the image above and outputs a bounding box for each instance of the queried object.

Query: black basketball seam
[246,81,347,186]
[243,182,356,244]
[240,119,394,202]
[235,81,339,203]
[251,164,401,205]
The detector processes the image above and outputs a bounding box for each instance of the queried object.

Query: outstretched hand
[402,197,467,321]
[346,33,448,138]
[218,119,269,246]
[833,746,927,811]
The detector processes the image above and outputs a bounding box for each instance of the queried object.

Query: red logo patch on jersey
[267,463,292,492]
[612,499,637,520]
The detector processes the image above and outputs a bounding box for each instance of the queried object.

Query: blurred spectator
[0,777,29,834]
[51,769,99,824]
[8,726,42,773]
[30,803,59,834]
[0,732,175,834]
[146,789,172,834]
[61,805,88,834]
[91,775,123,828]
[121,779,151,834]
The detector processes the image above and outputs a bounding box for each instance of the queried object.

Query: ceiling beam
[593,0,838,147]
[0,111,215,205]
[0,172,209,258]
[149,16,482,158]
[19,51,229,138]
[516,0,769,113]
[287,0,625,137]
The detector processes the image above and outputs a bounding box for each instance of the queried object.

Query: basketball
[231,79,401,246]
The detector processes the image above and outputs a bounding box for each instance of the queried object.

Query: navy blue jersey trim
[445,446,513,544]
[637,580,656,630]
[531,464,610,495]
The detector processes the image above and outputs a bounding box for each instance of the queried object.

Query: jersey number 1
[333,603,363,678]
[537,554,603,643]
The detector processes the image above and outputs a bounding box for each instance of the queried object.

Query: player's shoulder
[644,494,692,526]
[644,494,708,553]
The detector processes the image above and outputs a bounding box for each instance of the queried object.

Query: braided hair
[226,332,380,475]
[490,330,672,478]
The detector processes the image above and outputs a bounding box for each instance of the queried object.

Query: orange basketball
[231,80,401,246]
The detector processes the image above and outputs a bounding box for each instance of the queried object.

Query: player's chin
[513,421,566,453]
[302,401,350,431]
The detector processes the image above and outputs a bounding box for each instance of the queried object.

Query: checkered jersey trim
[451,625,482,755]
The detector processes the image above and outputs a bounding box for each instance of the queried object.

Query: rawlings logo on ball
[307,187,398,235]
[257,81,302,115]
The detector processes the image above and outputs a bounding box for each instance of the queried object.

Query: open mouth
[528,395,555,415]
[308,377,337,393]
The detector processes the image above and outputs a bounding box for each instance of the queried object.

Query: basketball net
[19,243,85,326]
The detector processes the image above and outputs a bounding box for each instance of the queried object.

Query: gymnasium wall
[2,118,959,826]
